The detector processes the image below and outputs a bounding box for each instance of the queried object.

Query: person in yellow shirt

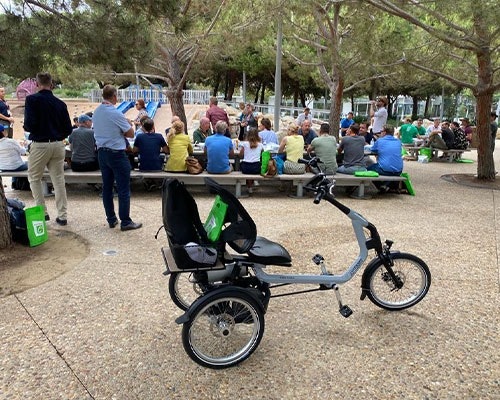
[164,120,193,172]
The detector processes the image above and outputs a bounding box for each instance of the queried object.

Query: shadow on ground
[441,174,500,190]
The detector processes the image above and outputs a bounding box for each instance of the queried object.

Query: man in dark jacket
[24,72,73,225]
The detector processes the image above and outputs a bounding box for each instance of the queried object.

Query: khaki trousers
[28,141,67,219]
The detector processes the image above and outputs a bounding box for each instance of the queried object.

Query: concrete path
[1,148,499,399]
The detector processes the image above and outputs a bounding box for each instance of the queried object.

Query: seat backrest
[204,177,257,253]
[162,178,208,245]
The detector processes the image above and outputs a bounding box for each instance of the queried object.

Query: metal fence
[88,89,211,104]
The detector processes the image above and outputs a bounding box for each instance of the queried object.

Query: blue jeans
[367,163,402,189]
[98,148,132,227]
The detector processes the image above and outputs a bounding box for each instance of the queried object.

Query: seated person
[0,125,28,188]
[278,123,305,174]
[68,114,99,172]
[340,111,355,137]
[164,120,192,172]
[336,124,367,174]
[460,117,473,145]
[307,123,337,175]
[239,128,264,193]
[399,117,418,145]
[193,117,212,143]
[359,121,373,145]
[416,118,426,138]
[368,125,403,192]
[428,121,454,155]
[204,120,234,174]
[134,115,150,136]
[133,118,168,171]
[450,121,468,150]
[258,117,278,146]
[298,120,317,146]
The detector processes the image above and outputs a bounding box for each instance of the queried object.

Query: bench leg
[294,182,303,197]
[349,183,371,200]
[42,180,53,197]
[235,181,242,198]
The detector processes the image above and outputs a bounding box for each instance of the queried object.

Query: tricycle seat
[247,236,292,266]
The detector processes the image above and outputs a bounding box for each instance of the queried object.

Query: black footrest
[339,305,353,318]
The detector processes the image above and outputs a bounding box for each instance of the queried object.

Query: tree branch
[344,72,398,92]
[404,60,475,91]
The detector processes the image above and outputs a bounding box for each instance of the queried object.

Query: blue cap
[78,114,92,123]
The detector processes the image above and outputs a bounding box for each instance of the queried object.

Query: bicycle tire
[363,252,431,311]
[168,272,209,311]
[181,289,265,369]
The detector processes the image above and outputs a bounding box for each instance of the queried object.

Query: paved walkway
[1,148,499,399]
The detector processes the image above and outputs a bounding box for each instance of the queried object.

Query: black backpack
[7,198,29,245]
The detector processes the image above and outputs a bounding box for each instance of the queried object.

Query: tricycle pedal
[339,305,353,318]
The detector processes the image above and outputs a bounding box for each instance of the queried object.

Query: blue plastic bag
[274,154,285,175]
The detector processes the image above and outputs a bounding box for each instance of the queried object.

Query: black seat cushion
[247,236,292,266]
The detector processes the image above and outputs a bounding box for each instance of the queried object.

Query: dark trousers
[97,148,132,227]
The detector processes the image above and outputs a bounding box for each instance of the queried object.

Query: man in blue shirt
[298,120,317,146]
[368,125,403,193]
[340,112,355,137]
[93,85,142,231]
[204,121,234,174]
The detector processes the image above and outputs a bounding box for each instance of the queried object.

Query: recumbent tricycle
[158,157,431,369]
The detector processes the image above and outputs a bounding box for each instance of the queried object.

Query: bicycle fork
[313,254,353,318]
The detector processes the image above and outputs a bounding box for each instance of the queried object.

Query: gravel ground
[0,148,499,399]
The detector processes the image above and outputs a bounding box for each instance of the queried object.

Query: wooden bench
[0,170,408,199]
[402,145,470,163]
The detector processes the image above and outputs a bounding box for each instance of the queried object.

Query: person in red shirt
[206,96,230,137]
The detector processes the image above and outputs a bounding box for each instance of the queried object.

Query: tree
[364,0,500,180]
[0,178,13,248]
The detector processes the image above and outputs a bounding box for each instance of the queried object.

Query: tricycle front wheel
[363,253,431,311]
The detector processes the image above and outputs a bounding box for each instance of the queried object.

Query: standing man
[369,97,388,141]
[93,84,142,231]
[206,96,230,134]
[340,111,355,137]
[24,72,73,225]
[296,107,313,126]
[0,87,14,138]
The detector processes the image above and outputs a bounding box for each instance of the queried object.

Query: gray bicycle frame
[250,207,371,286]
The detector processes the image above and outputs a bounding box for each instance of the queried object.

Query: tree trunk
[299,92,306,108]
[226,70,238,101]
[328,78,344,140]
[475,90,495,180]
[424,96,430,117]
[0,177,13,249]
[412,96,419,119]
[166,89,188,133]
[254,83,260,105]
[213,73,221,97]
[260,82,265,105]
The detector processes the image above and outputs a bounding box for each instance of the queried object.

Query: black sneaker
[109,220,118,228]
[121,222,142,231]
[56,217,67,226]
[45,214,50,221]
